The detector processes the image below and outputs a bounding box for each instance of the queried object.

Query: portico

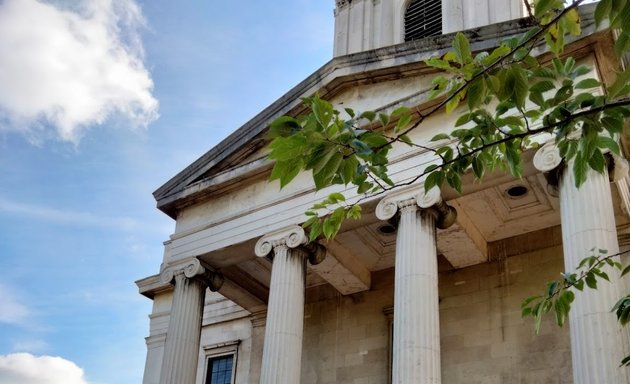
[137,3,630,384]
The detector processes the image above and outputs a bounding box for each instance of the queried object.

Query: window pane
[206,355,234,384]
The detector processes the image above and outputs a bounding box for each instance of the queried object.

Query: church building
[137,1,630,383]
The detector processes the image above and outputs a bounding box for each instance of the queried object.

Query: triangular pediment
[152,15,563,218]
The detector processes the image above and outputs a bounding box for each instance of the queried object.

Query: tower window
[404,0,442,41]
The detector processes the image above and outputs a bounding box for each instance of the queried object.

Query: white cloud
[0,353,87,384]
[0,0,158,144]
[0,285,31,325]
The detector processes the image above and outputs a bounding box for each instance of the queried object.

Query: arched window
[404,0,442,41]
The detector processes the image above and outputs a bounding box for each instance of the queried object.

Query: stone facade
[137,1,630,383]
[142,244,574,384]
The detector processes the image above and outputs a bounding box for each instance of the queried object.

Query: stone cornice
[136,274,173,299]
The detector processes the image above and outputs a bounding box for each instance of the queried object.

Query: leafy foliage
[521,248,630,366]
[265,0,630,369]
[266,0,630,241]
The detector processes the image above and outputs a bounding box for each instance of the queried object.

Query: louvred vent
[404,0,442,41]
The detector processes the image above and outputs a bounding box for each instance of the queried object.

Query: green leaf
[530,80,556,94]
[608,69,630,99]
[588,149,606,173]
[424,170,444,191]
[472,156,484,179]
[547,281,559,298]
[313,152,343,190]
[328,192,346,203]
[351,139,373,156]
[395,113,412,133]
[511,66,529,108]
[467,79,486,109]
[573,152,588,187]
[346,204,362,220]
[455,113,472,127]
[621,265,630,277]
[554,299,567,326]
[585,272,598,290]
[270,159,304,188]
[522,295,542,309]
[446,90,464,114]
[391,106,410,118]
[595,0,612,26]
[453,32,472,64]
[534,0,557,18]
[302,215,319,229]
[340,157,359,185]
[361,111,376,122]
[268,134,308,161]
[575,78,601,89]
[268,116,300,138]
[431,133,450,142]
[361,132,389,148]
[615,31,630,57]
[357,181,373,194]
[312,97,334,129]
[425,57,453,71]
[446,171,463,193]
[308,219,323,242]
[379,113,390,127]
[399,134,413,146]
[596,136,620,155]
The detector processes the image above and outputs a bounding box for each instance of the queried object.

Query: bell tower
[333,0,525,57]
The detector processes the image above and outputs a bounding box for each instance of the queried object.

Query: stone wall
[297,244,571,384]
[439,245,572,384]
[149,245,572,384]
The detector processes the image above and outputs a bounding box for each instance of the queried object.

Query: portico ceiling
[189,168,630,315]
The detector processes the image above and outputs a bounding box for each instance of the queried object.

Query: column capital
[336,0,350,9]
[375,184,457,229]
[159,258,224,292]
[534,141,629,196]
[533,141,563,173]
[254,225,327,265]
[255,225,308,257]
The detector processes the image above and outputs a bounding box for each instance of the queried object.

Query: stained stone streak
[392,199,440,384]
[159,272,206,384]
[260,245,307,384]
[560,167,628,384]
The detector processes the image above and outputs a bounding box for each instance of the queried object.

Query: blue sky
[0,1,333,382]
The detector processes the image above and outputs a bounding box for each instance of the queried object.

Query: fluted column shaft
[159,272,206,384]
[393,200,440,384]
[560,166,628,384]
[260,245,307,384]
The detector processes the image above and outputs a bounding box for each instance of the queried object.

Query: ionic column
[376,185,456,384]
[535,143,629,384]
[159,258,224,384]
[254,225,325,384]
